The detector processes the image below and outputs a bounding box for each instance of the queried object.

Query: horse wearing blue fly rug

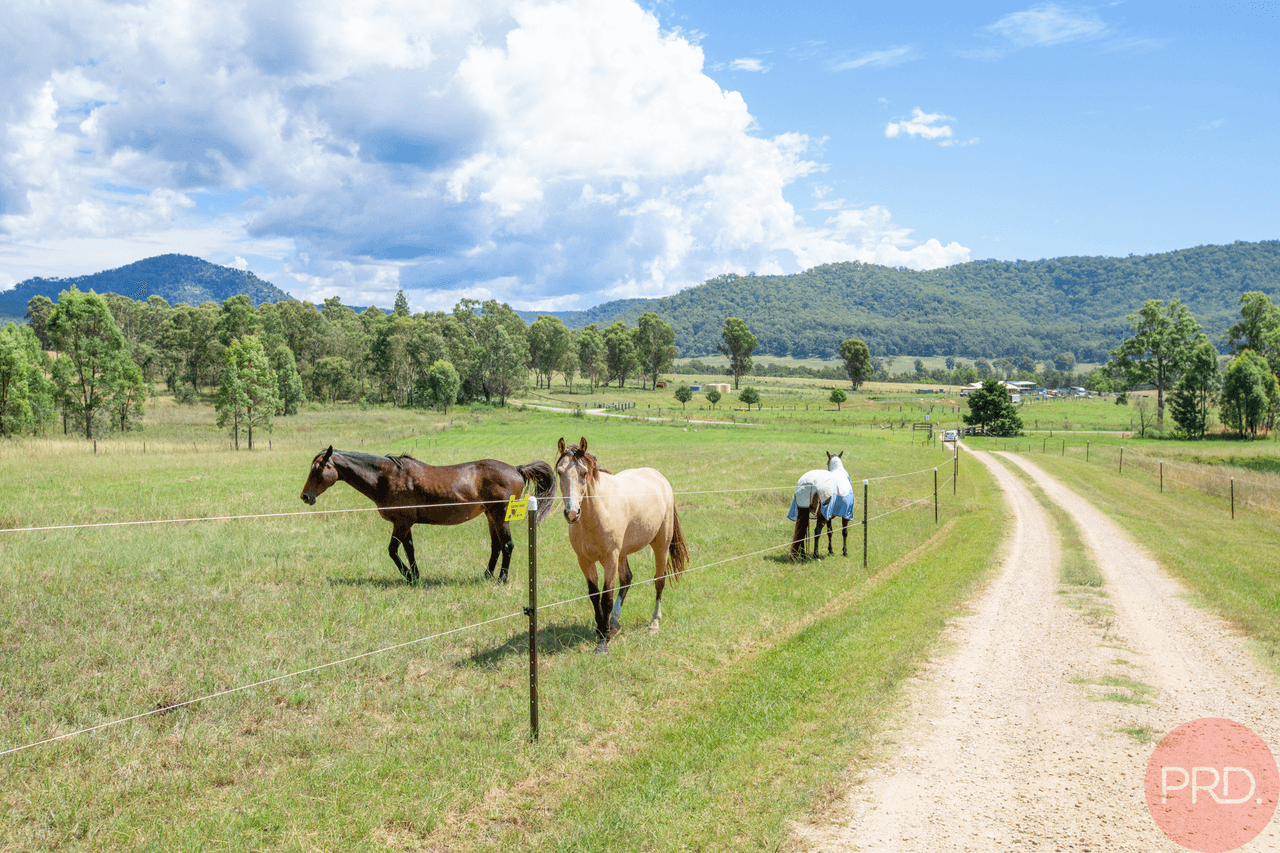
[788,451,855,560]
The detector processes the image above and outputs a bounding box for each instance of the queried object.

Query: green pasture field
[521,378,1144,435]
[673,354,1103,375]
[968,434,1280,671]
[2,395,1001,852]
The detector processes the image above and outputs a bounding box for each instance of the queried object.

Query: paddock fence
[0,447,962,755]
[989,436,1280,520]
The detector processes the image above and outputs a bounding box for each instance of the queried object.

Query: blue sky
[0,1,1276,312]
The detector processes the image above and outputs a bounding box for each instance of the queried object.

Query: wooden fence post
[862,480,869,570]
[526,497,540,742]
[934,468,938,524]
[1119,446,1124,474]
[1231,478,1235,520]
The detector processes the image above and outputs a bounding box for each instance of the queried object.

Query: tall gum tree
[1106,299,1202,430]
[47,287,139,439]
[840,338,872,389]
[718,317,757,390]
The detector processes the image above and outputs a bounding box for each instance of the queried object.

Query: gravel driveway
[793,448,1280,852]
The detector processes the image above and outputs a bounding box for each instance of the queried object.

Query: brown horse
[300,447,555,583]
[555,437,689,653]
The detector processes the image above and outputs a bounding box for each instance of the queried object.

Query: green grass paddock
[1,399,1000,852]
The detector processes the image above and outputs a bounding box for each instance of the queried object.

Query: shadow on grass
[464,620,599,667]
[764,550,849,565]
[328,574,489,590]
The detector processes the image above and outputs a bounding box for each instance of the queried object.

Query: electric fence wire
[0,469,955,758]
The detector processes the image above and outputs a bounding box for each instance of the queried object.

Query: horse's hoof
[594,641,609,655]
[648,620,660,634]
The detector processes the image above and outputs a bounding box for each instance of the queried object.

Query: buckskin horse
[788,451,855,560]
[300,447,555,583]
[555,437,689,654]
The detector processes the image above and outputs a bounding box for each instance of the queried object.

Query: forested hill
[0,254,292,321]
[525,241,1280,362]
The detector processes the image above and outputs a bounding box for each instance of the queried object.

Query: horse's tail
[517,461,557,526]
[667,504,690,579]
[790,482,818,560]
[790,508,810,560]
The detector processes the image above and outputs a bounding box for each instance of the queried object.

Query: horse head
[300,446,338,505]
[826,450,845,473]
[556,436,598,523]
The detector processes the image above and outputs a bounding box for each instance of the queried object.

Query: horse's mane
[561,445,612,483]
[331,450,418,471]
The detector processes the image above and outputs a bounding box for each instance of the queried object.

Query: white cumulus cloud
[0,0,970,308]
[885,108,955,141]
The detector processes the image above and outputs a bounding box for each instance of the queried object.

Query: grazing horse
[299,447,555,583]
[788,452,855,560]
[555,437,689,654]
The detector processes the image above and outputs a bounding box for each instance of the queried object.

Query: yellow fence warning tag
[505,495,529,522]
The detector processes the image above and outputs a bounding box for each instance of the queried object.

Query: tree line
[4,284,1277,444]
[1100,293,1280,439]
[0,288,690,442]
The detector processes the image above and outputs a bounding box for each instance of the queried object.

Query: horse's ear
[838,451,844,458]
[322,446,333,462]
[826,451,833,461]
[579,437,588,452]
[557,437,566,455]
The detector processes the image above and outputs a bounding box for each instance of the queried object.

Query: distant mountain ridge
[0,254,293,320]
[7,242,1280,362]
[520,241,1280,362]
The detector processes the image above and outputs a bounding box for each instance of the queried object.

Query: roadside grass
[986,447,1280,674]
[1116,724,1161,744]
[1072,675,1159,705]
[997,460,1106,613]
[0,400,1002,851]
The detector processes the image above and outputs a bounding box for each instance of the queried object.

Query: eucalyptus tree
[717,317,757,390]
[630,312,677,390]
[603,321,638,387]
[25,295,54,350]
[840,338,872,389]
[527,315,572,389]
[576,325,606,392]
[0,324,35,436]
[271,344,306,415]
[1220,350,1278,437]
[1106,299,1202,430]
[1168,336,1220,439]
[47,287,141,439]
[216,336,280,449]
[416,359,461,412]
